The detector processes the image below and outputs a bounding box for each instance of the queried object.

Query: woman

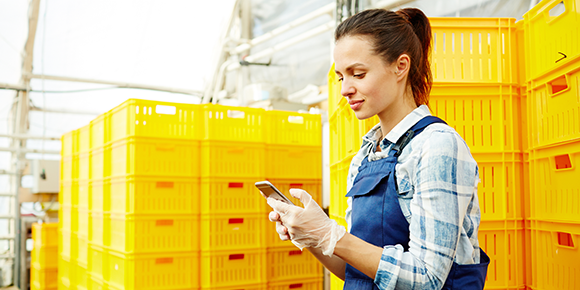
[267,7,489,290]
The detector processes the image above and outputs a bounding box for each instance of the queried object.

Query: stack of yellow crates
[60,100,325,290]
[200,104,267,289]
[263,111,323,289]
[31,223,59,290]
[523,1,580,290]
[328,17,527,290]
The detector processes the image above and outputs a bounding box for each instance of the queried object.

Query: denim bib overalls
[344,116,490,290]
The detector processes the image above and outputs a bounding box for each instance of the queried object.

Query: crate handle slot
[288,116,304,124]
[227,110,245,119]
[229,218,244,224]
[549,75,569,95]
[229,253,245,260]
[156,181,174,188]
[289,250,302,256]
[155,219,174,226]
[554,154,572,170]
[155,105,177,115]
[155,257,173,264]
[289,283,304,289]
[557,232,575,248]
[548,1,566,18]
[228,182,244,188]
[155,144,175,151]
[289,183,303,188]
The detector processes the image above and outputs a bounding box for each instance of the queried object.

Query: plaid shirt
[344,105,482,290]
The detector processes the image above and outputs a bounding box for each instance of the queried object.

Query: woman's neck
[377,97,417,141]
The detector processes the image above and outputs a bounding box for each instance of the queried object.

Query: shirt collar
[361,105,432,147]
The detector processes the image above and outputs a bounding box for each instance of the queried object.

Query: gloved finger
[275,222,291,241]
[268,211,281,222]
[267,197,292,215]
[289,188,312,207]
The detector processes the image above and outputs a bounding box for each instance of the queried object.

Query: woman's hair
[335,8,432,106]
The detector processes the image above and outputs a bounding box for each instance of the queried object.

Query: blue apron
[344,116,489,290]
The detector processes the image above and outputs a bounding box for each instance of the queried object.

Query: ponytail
[335,8,433,106]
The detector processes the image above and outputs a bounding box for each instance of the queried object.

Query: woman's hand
[267,188,346,256]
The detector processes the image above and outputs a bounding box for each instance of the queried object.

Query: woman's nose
[340,79,355,97]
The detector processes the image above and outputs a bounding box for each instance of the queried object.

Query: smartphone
[255,181,295,206]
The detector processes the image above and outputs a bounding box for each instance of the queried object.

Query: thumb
[289,188,312,207]
[267,197,291,215]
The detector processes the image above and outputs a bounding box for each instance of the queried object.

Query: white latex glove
[267,188,346,256]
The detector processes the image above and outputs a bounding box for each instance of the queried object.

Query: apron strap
[391,116,447,157]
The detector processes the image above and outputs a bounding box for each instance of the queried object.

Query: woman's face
[334,35,411,122]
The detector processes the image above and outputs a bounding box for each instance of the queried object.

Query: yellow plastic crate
[201,141,265,178]
[72,207,89,238]
[89,275,109,290]
[33,223,58,248]
[61,155,77,183]
[90,146,109,180]
[31,263,58,290]
[201,249,265,288]
[266,246,322,282]
[77,181,89,210]
[109,99,202,142]
[78,124,91,154]
[108,214,199,253]
[265,145,322,180]
[527,60,580,149]
[201,177,264,215]
[430,17,520,84]
[430,84,523,154]
[71,263,89,290]
[72,233,89,267]
[474,152,525,221]
[61,130,77,158]
[59,206,72,234]
[524,0,580,81]
[265,110,322,146]
[90,113,108,150]
[330,275,344,290]
[336,103,365,161]
[78,152,90,182]
[201,214,264,251]
[89,212,108,247]
[329,156,354,219]
[32,246,58,269]
[329,217,347,290]
[58,256,72,288]
[329,113,340,167]
[202,104,264,142]
[110,137,200,178]
[327,63,342,118]
[60,181,77,209]
[478,219,525,289]
[202,283,265,290]
[269,278,323,290]
[529,140,580,223]
[109,175,200,215]
[527,219,580,290]
[107,250,199,290]
[88,245,108,282]
[89,179,110,213]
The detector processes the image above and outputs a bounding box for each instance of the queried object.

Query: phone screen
[255,181,295,206]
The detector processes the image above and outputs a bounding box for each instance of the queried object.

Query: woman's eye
[338,77,343,82]
[354,73,365,78]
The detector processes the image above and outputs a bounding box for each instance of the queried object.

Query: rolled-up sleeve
[374,130,478,290]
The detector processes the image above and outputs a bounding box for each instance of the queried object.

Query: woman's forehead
[334,36,377,71]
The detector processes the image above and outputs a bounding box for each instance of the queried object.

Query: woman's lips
[349,100,363,110]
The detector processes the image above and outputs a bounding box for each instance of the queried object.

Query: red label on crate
[288,250,302,256]
[229,218,244,224]
[229,254,245,260]
[155,257,173,264]
[555,154,572,170]
[156,182,174,188]
[290,183,303,188]
[228,182,244,188]
[155,220,174,226]
[289,283,304,289]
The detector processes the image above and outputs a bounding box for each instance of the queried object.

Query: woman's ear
[395,54,411,82]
